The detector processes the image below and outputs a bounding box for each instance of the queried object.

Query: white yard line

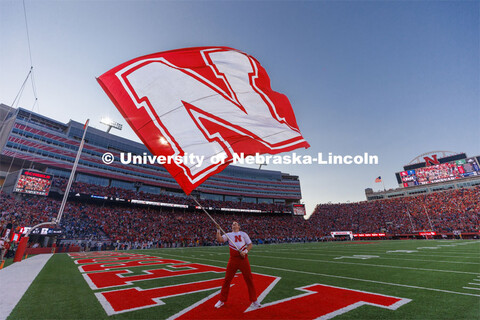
[183,247,480,266]
[463,287,480,291]
[252,248,480,265]
[254,254,480,275]
[156,252,480,298]
[254,247,480,260]
[168,248,480,270]
[0,254,53,320]
[292,247,479,255]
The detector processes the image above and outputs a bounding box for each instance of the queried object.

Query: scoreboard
[14,169,53,196]
[397,157,480,187]
[292,203,306,216]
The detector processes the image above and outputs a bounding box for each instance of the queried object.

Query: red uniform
[219,231,257,303]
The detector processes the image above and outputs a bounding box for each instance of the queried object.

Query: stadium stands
[309,186,479,235]
[0,191,317,251]
[1,185,478,253]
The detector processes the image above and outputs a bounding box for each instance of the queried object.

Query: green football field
[7,240,480,319]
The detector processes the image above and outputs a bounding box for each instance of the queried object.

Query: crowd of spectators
[309,186,479,235]
[0,193,107,241]
[0,191,316,250]
[1,185,478,251]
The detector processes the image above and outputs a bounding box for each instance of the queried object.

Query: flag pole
[190,195,243,254]
[56,119,89,225]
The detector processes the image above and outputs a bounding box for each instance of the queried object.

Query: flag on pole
[98,46,309,194]
[375,176,382,183]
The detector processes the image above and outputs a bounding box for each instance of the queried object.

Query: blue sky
[1,1,479,216]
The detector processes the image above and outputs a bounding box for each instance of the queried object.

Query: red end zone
[70,252,411,319]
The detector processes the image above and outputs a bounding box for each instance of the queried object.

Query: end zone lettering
[70,252,411,318]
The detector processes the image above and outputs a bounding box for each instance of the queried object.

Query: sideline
[0,254,53,320]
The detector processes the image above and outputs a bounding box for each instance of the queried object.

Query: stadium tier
[1,184,478,252]
[310,185,479,238]
[0,104,302,208]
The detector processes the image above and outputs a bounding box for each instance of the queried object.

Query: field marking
[468,283,480,286]
[302,247,480,257]
[255,254,480,275]
[253,247,480,261]
[293,241,479,248]
[155,252,480,298]
[333,255,379,260]
[172,247,480,267]
[296,242,480,249]
[251,266,480,298]
[95,281,225,316]
[463,287,480,291]
[252,248,480,265]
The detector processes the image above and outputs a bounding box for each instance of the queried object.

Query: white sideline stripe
[256,254,479,275]
[463,287,480,291]
[0,254,53,320]
[157,252,480,298]
[468,283,480,286]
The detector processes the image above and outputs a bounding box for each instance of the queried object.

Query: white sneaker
[214,300,224,308]
[250,301,262,309]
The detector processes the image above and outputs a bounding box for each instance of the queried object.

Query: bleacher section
[0,184,478,254]
[310,185,479,238]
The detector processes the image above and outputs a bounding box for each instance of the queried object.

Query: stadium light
[258,162,267,170]
[100,117,123,133]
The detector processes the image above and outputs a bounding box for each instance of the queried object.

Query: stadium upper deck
[0,104,302,204]
[365,151,480,201]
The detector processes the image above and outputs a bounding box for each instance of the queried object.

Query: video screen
[14,170,53,196]
[398,157,480,187]
[399,170,418,187]
[292,204,306,216]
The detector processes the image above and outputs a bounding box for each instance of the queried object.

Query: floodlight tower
[100,117,123,133]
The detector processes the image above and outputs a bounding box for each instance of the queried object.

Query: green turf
[8,240,480,319]
[2,257,14,269]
